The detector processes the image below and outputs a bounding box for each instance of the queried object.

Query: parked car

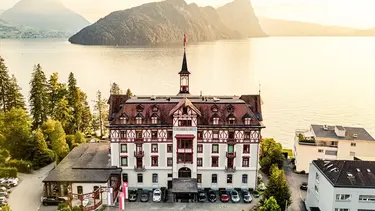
[219,190,230,203]
[153,189,162,202]
[140,190,149,202]
[198,190,206,202]
[300,182,308,190]
[128,190,138,202]
[1,179,17,187]
[230,190,240,203]
[207,190,217,203]
[0,187,10,193]
[242,190,253,203]
[0,183,10,189]
[0,192,8,198]
[0,198,7,207]
[41,196,66,206]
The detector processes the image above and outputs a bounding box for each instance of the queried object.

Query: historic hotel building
[108,46,265,195]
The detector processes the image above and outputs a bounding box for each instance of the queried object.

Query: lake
[0,37,375,149]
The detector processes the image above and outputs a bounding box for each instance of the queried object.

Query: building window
[152,174,158,183]
[198,131,203,139]
[315,172,320,183]
[120,118,127,124]
[336,194,351,201]
[359,195,375,202]
[243,144,250,153]
[197,158,202,167]
[168,173,172,178]
[122,173,128,183]
[314,185,319,195]
[212,144,219,153]
[120,156,128,166]
[244,118,251,125]
[167,131,173,139]
[351,143,356,147]
[334,209,350,211]
[179,120,192,126]
[151,117,158,124]
[167,157,173,166]
[213,131,219,139]
[136,130,142,138]
[121,144,127,153]
[228,131,235,139]
[151,144,158,153]
[137,174,143,183]
[151,156,158,166]
[212,156,219,167]
[183,107,188,115]
[212,174,217,184]
[227,174,233,184]
[244,132,250,139]
[228,144,234,153]
[350,151,355,156]
[213,118,219,125]
[318,149,324,153]
[197,144,203,153]
[136,117,142,124]
[197,174,202,183]
[228,118,235,125]
[151,131,157,139]
[77,186,83,194]
[178,139,193,149]
[177,153,193,163]
[242,174,248,184]
[120,130,127,139]
[242,157,249,167]
[325,150,338,156]
[167,144,173,153]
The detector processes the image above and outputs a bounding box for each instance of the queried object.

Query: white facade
[306,163,375,211]
[294,125,375,173]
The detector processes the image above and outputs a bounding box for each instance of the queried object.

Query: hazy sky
[1,0,375,29]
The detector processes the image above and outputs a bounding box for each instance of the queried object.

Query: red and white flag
[183,33,187,47]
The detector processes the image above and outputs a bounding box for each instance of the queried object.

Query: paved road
[283,161,308,211]
[8,163,55,211]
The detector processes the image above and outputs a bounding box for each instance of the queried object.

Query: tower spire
[178,33,190,94]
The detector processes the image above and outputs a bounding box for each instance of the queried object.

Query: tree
[30,128,55,169]
[93,90,108,138]
[0,56,11,112]
[1,205,11,211]
[260,196,281,211]
[29,64,49,129]
[7,74,25,111]
[42,119,69,160]
[79,90,92,134]
[263,167,292,211]
[125,88,133,97]
[260,138,284,175]
[53,97,72,131]
[0,108,32,160]
[74,131,86,144]
[0,148,10,164]
[110,82,121,94]
[48,72,61,116]
[67,73,83,134]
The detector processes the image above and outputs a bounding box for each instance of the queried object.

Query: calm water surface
[1,37,375,149]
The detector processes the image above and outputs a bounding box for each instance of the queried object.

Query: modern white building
[305,160,375,211]
[107,46,265,200]
[294,124,375,173]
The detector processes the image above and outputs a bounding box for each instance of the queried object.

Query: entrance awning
[310,207,321,211]
[171,178,198,193]
[175,134,195,139]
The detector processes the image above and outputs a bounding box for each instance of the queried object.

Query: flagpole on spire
[183,33,187,49]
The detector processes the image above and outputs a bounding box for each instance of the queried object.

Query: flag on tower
[183,33,187,47]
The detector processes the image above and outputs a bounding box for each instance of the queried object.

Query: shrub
[0,167,17,178]
[72,206,83,211]
[6,159,32,173]
[70,143,79,150]
[32,149,55,170]
[66,135,75,148]
[74,131,86,144]
[300,170,306,174]
[1,205,11,211]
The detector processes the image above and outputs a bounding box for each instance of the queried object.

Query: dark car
[0,199,7,207]
[242,190,253,203]
[198,191,206,202]
[219,190,230,203]
[128,190,138,202]
[300,182,308,190]
[140,190,149,202]
[207,190,217,203]
[41,196,65,206]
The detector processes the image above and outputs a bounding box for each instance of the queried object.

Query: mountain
[69,0,265,46]
[1,0,90,34]
[217,0,266,37]
[259,18,375,36]
[0,10,4,15]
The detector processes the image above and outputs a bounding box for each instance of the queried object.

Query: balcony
[226,152,236,158]
[134,151,144,158]
[225,166,236,173]
[134,165,146,172]
[297,133,338,148]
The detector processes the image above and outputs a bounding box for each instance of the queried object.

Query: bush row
[6,159,32,173]
[0,167,17,178]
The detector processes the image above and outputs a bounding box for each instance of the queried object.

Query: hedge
[0,167,17,178]
[6,159,32,173]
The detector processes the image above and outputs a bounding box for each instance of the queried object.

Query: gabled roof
[119,113,128,119]
[135,113,144,118]
[151,113,159,118]
[242,113,252,120]
[227,113,236,119]
[313,160,375,188]
[168,98,201,116]
[211,113,220,119]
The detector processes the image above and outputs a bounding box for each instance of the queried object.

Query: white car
[152,189,162,202]
[0,187,10,193]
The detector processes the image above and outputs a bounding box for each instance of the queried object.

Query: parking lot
[283,160,308,211]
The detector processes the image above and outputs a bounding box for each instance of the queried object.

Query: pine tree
[263,167,292,211]
[126,88,133,97]
[260,196,281,211]
[110,82,121,94]
[29,64,49,129]
[8,74,26,111]
[0,56,11,112]
[48,72,61,117]
[93,90,108,138]
[54,97,72,131]
[79,90,92,134]
[66,73,82,133]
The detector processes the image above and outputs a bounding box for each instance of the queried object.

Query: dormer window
[151,117,158,124]
[120,117,127,124]
[213,118,219,125]
[229,118,235,125]
[244,118,251,125]
[152,105,159,112]
[136,104,144,112]
[136,117,142,124]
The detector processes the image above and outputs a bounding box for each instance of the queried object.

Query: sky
[1,0,375,29]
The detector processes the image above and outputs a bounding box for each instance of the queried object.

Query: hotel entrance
[178,167,191,178]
